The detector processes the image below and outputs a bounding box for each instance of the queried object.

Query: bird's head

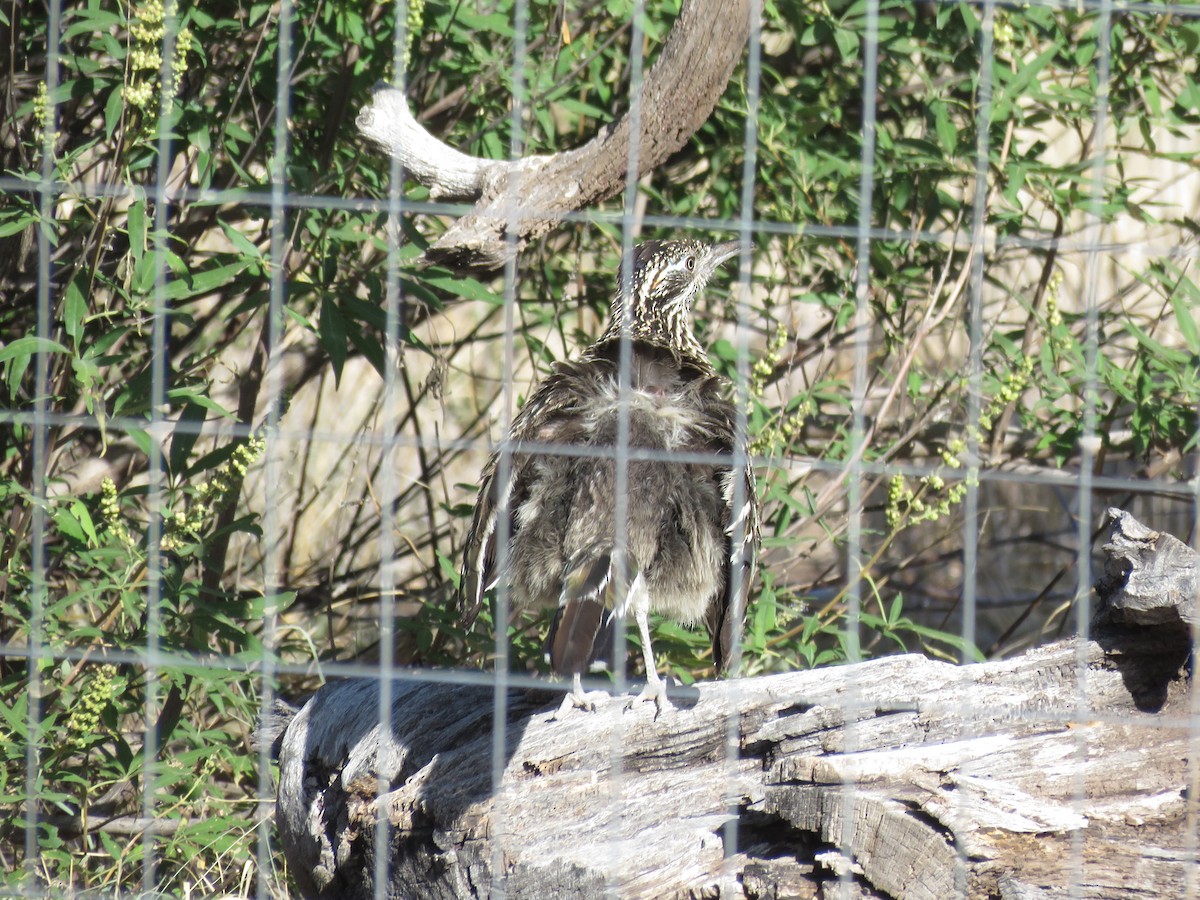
[606,238,742,351]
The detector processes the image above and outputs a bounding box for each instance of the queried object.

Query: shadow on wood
[269,509,1196,899]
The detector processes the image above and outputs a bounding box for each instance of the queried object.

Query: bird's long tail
[546,544,639,676]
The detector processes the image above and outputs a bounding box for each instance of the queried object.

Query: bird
[460,238,759,715]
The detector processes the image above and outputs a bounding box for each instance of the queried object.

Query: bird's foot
[550,687,608,721]
[624,675,675,719]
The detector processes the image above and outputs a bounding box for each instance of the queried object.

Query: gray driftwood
[272,508,1196,898]
[356,0,752,271]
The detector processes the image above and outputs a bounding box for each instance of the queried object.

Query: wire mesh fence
[2,0,1198,896]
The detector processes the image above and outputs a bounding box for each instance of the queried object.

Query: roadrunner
[461,238,759,714]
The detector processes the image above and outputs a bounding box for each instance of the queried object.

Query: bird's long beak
[703,240,743,277]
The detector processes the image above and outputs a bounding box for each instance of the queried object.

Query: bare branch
[357,0,752,271]
[356,86,517,200]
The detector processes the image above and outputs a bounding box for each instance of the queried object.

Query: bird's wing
[708,458,758,674]
[693,375,760,675]
[458,362,599,626]
[457,444,511,628]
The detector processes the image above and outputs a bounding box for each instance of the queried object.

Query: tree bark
[356,0,753,271]
[271,508,1197,899]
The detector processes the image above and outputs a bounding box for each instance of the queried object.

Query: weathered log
[1096,506,1198,629]
[272,509,1196,898]
[356,0,752,271]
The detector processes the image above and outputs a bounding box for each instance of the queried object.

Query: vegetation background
[1,0,1197,894]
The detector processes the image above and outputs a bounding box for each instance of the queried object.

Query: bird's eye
[685,256,696,271]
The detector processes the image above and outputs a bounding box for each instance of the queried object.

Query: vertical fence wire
[140,0,189,888]
[1190,471,1200,900]
[257,3,295,896]
[488,1,534,893]
[722,0,766,883]
[604,1,650,891]
[1072,1,1116,894]
[838,0,881,889]
[963,0,997,669]
[958,0,999,893]
[376,0,399,892]
[23,0,63,885]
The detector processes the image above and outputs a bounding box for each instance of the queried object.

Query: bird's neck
[602,296,706,359]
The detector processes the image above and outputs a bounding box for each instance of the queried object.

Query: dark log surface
[272,509,1197,899]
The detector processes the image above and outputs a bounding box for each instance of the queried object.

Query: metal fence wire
[2,0,1199,896]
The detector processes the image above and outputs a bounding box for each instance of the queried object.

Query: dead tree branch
[356,0,752,270]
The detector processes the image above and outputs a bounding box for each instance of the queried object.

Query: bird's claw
[624,676,675,719]
[550,688,606,721]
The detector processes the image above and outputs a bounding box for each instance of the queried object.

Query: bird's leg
[551,672,603,720]
[625,606,674,717]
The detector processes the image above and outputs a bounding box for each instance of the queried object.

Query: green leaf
[133,251,159,296]
[933,101,957,156]
[833,26,859,62]
[62,7,123,41]
[1170,293,1200,354]
[86,326,132,359]
[0,336,70,365]
[169,402,208,477]
[437,551,461,589]
[165,388,237,420]
[73,499,100,546]
[284,305,317,332]
[993,46,1059,120]
[0,212,34,237]
[218,218,264,260]
[126,427,155,459]
[52,506,86,544]
[1124,320,1191,366]
[751,585,777,648]
[163,259,254,301]
[62,277,88,343]
[1175,80,1200,118]
[347,323,386,378]
[958,2,979,34]
[126,200,147,261]
[103,84,124,140]
[421,272,503,305]
[184,441,238,478]
[319,295,348,383]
